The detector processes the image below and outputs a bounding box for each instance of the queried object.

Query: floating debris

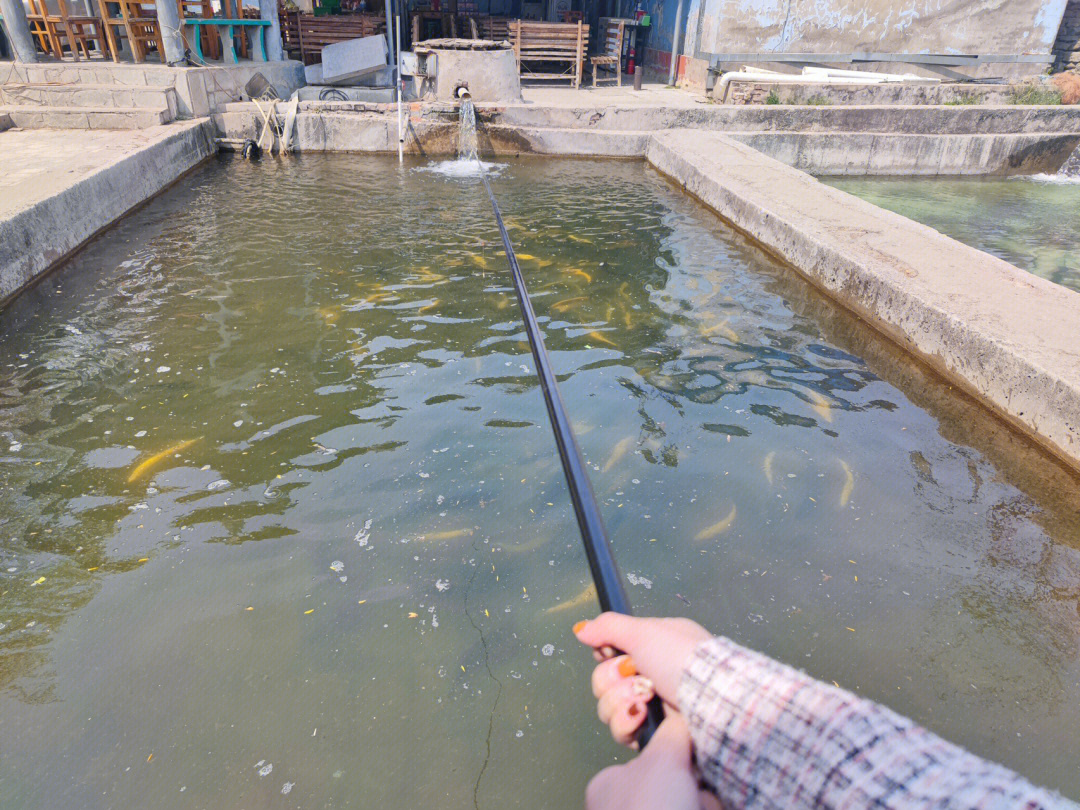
[330,561,345,573]
[282,782,294,795]
[541,644,554,656]
[627,573,653,589]
[354,519,373,547]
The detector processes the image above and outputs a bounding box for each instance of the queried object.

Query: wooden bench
[508,20,587,89]
[591,18,624,87]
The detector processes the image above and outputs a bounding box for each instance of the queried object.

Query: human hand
[573,614,715,810]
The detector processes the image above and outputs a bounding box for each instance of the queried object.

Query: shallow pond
[825,174,1080,293]
[1,155,1079,808]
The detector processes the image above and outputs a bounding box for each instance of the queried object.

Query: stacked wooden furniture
[590,18,623,86]
[508,19,587,88]
[477,15,510,42]
[26,0,112,59]
[287,12,384,64]
[98,0,163,62]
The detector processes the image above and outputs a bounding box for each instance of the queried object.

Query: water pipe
[396,8,404,164]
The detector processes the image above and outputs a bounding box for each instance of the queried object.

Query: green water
[825,175,1080,293]
[1,155,1079,808]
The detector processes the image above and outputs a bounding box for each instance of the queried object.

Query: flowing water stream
[1,154,1079,808]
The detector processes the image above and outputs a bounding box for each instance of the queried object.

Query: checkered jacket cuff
[676,636,1074,809]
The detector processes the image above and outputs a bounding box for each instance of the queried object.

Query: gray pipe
[666,0,686,86]
[384,0,395,74]
[0,0,39,63]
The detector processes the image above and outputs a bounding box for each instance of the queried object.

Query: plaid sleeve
[676,636,1076,810]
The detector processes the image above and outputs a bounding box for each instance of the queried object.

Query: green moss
[765,90,781,105]
[1007,87,1062,105]
[805,95,832,106]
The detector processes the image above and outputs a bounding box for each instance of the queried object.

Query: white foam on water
[415,159,507,179]
[1019,173,1080,185]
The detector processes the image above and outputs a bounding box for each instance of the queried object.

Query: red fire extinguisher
[627,45,635,75]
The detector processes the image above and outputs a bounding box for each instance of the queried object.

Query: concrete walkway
[647,130,1080,471]
[0,119,215,303]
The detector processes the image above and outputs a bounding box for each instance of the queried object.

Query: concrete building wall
[662,0,1069,86]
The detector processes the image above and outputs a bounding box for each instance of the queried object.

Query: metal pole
[471,150,664,748]
[396,8,404,163]
[384,0,395,74]
[0,0,38,62]
[667,0,686,86]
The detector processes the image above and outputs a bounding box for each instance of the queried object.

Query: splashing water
[1055,142,1080,178]
[459,97,478,160]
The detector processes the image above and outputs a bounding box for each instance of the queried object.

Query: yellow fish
[702,319,739,342]
[417,299,440,314]
[695,505,737,542]
[587,330,617,348]
[808,389,833,423]
[568,234,592,244]
[418,528,475,542]
[470,254,489,269]
[839,460,854,507]
[763,451,775,486]
[545,581,598,615]
[515,253,539,261]
[502,535,550,554]
[569,269,592,283]
[602,436,634,473]
[318,307,339,324]
[551,296,586,313]
[127,438,201,483]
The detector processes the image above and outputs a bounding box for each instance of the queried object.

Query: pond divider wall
[0,119,216,305]
[646,130,1080,472]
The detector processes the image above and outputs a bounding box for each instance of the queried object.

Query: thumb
[637,713,692,769]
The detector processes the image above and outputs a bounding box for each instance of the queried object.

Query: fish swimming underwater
[694,504,737,542]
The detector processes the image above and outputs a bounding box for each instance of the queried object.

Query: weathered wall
[1053,0,1080,70]
[669,0,1068,85]
[693,0,1066,56]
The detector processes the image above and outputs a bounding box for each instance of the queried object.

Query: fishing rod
[466,108,664,748]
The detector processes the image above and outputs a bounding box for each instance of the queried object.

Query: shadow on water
[0,154,1077,808]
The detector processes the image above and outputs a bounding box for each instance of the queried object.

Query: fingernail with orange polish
[573,620,587,634]
[617,657,637,678]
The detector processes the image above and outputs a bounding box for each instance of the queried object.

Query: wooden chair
[508,20,587,89]
[26,0,65,58]
[591,18,624,87]
[98,0,164,62]
[177,0,219,60]
[478,15,510,42]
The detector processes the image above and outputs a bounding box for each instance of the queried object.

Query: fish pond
[1,155,1079,808]
[825,174,1080,294]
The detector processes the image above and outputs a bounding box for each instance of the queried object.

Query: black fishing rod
[469,132,664,748]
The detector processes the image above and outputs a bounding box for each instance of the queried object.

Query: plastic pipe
[396,9,403,163]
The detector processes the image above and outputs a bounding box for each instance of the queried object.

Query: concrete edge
[0,119,217,306]
[644,129,1080,472]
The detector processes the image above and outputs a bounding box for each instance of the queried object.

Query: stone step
[0,105,173,129]
[0,83,178,118]
[0,113,11,132]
